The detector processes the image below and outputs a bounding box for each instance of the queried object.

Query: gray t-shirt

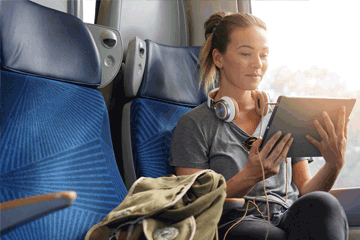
[169,103,312,208]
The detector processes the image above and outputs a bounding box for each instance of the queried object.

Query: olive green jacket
[86,170,226,240]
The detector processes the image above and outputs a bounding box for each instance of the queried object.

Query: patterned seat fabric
[130,98,192,178]
[0,1,126,239]
[0,71,127,239]
[123,39,207,183]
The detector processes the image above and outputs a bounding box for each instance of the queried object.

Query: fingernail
[322,111,327,117]
[342,106,346,112]
[277,131,282,136]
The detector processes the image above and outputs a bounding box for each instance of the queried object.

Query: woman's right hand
[245,131,293,182]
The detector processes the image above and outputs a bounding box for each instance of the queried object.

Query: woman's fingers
[249,137,263,155]
[307,121,328,154]
[274,137,293,165]
[311,108,346,150]
[267,133,292,162]
[260,131,282,157]
[313,119,329,144]
[336,106,346,139]
[321,111,337,143]
[345,118,350,139]
[306,134,322,151]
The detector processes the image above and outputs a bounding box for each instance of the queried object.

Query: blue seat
[0,1,127,239]
[121,37,207,188]
[121,37,245,212]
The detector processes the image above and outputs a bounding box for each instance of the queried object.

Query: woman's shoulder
[176,103,223,136]
[179,102,216,125]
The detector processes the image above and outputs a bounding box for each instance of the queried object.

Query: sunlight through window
[252,0,360,188]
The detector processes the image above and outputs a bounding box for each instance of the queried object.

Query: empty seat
[0,1,127,239]
[121,37,207,189]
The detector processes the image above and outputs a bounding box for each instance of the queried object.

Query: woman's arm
[175,132,294,198]
[175,165,261,198]
[292,160,342,195]
[294,107,349,195]
[175,167,204,176]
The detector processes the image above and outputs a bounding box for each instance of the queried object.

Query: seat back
[0,1,126,239]
[121,38,207,188]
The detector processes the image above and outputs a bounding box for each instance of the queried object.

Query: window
[252,0,360,188]
[83,0,96,24]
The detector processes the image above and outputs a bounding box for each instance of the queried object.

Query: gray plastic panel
[120,0,189,56]
[86,23,123,88]
[238,0,252,13]
[185,0,238,46]
[123,37,147,97]
[121,102,137,189]
[97,0,189,61]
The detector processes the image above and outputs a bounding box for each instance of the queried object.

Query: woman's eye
[241,53,250,56]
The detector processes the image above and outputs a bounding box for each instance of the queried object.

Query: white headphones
[207,88,271,122]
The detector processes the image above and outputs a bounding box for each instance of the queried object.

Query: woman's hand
[306,106,349,170]
[245,131,293,182]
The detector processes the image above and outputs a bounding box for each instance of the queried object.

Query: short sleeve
[168,114,210,169]
[291,157,314,165]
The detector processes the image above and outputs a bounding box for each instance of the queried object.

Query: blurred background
[80,0,359,189]
[251,0,360,189]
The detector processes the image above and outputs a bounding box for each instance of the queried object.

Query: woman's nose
[251,55,262,69]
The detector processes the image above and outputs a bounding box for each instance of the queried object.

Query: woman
[168,12,349,239]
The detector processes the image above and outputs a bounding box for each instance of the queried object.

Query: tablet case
[260,96,356,158]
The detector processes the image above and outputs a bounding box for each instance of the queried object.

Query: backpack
[86,170,226,240]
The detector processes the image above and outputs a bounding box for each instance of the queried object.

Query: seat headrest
[0,0,101,87]
[138,40,207,107]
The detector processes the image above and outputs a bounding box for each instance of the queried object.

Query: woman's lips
[246,74,262,79]
[246,74,261,77]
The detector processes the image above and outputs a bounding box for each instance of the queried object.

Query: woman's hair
[198,12,267,93]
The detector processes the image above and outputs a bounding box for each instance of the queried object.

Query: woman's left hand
[306,106,349,170]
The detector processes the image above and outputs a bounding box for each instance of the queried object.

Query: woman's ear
[212,48,223,69]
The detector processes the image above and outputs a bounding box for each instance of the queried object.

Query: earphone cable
[223,101,290,240]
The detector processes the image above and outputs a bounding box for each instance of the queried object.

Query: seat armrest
[330,187,360,226]
[0,191,77,232]
[223,198,245,214]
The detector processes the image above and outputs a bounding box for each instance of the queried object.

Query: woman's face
[214,26,269,90]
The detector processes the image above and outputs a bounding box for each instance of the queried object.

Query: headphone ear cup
[219,96,238,122]
[254,91,269,116]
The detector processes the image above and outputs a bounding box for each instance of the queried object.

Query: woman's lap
[219,215,286,240]
[219,191,348,240]
[279,191,348,240]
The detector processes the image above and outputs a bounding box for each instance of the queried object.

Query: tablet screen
[260,96,356,158]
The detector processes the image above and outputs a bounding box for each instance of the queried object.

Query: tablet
[260,96,356,158]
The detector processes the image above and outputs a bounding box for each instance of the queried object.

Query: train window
[252,0,360,188]
[83,0,96,24]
